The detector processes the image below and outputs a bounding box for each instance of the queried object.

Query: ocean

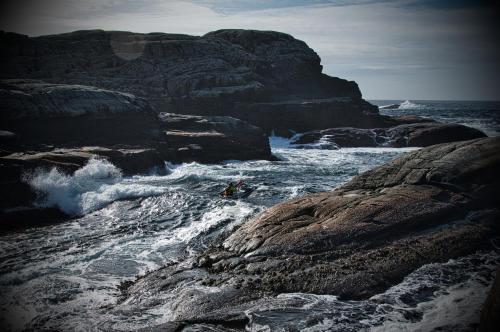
[0,100,499,331]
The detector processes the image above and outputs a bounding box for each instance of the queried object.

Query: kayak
[220,187,254,199]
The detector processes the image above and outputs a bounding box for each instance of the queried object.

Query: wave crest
[399,100,425,109]
[26,158,165,215]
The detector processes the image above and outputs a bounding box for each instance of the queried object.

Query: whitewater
[1,101,499,331]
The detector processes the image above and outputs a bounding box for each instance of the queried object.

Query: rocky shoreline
[0,29,489,232]
[123,137,500,330]
[0,28,498,331]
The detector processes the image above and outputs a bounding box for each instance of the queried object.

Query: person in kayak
[223,182,238,197]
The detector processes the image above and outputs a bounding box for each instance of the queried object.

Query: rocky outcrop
[0,79,273,163]
[292,122,486,148]
[124,137,500,326]
[479,266,500,332]
[158,113,273,163]
[0,79,160,148]
[0,30,360,107]
[230,97,387,137]
[1,29,393,133]
[0,80,274,232]
[385,122,487,147]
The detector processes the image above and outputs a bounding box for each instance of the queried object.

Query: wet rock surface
[292,122,486,148]
[124,137,500,328]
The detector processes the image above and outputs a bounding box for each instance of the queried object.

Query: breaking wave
[26,158,166,215]
[399,100,425,109]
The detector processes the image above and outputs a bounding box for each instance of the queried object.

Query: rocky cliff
[123,137,500,329]
[0,29,388,134]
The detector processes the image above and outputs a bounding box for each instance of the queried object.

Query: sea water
[0,101,499,331]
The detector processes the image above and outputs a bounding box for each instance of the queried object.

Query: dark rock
[1,29,394,134]
[293,127,379,148]
[124,137,500,325]
[0,79,273,163]
[479,266,500,332]
[230,98,386,137]
[291,122,486,148]
[0,29,360,108]
[157,113,273,163]
[386,122,487,147]
[0,79,160,148]
[0,130,18,154]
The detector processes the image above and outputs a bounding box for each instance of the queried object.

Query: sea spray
[26,157,165,215]
[398,100,425,109]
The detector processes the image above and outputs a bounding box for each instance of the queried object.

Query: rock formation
[123,137,500,328]
[1,29,392,134]
[292,122,487,148]
[0,79,272,163]
[479,266,500,332]
[0,80,273,231]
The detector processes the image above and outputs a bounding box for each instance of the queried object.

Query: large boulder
[0,29,392,133]
[157,113,273,163]
[292,122,487,148]
[123,137,500,326]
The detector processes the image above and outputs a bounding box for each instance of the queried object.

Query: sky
[1,0,499,100]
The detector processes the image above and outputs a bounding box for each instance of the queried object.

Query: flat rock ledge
[124,137,500,329]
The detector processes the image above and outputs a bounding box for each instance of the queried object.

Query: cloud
[190,0,397,13]
[0,0,498,99]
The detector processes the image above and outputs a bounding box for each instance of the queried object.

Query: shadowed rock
[0,79,159,148]
[158,113,273,163]
[479,266,500,332]
[1,29,399,134]
[123,137,500,327]
[292,122,486,148]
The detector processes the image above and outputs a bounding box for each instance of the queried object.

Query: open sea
[0,100,499,331]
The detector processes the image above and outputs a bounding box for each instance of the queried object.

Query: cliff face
[0,29,375,134]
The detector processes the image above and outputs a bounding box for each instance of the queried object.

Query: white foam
[269,135,293,149]
[152,200,256,250]
[399,100,425,109]
[26,158,166,215]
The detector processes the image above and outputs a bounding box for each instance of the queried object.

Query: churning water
[1,101,499,331]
